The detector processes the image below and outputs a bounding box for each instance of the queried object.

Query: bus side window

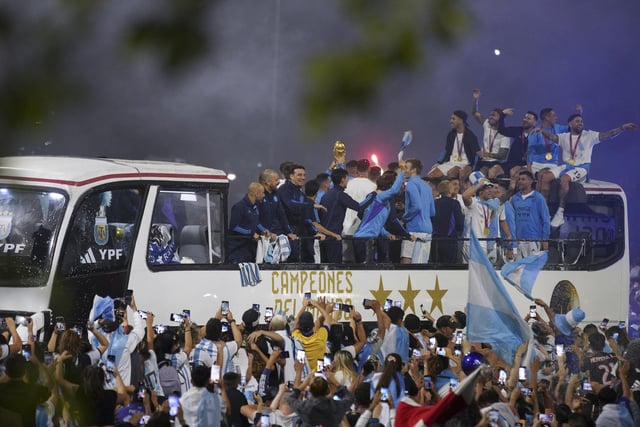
[149,188,223,265]
[61,188,142,276]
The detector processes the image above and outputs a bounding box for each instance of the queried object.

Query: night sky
[7,1,640,257]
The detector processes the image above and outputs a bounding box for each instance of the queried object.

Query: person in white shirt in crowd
[191,308,242,372]
[180,365,222,427]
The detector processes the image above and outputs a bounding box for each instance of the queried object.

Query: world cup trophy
[332,140,346,169]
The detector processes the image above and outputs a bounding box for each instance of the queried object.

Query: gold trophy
[332,140,346,169]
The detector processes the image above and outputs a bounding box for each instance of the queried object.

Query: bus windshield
[0,186,67,287]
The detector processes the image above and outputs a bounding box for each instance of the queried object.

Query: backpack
[158,359,181,397]
[357,192,377,220]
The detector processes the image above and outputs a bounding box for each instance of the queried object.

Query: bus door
[51,186,146,324]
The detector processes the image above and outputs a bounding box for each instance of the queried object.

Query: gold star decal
[399,276,420,313]
[427,275,448,314]
[370,274,392,303]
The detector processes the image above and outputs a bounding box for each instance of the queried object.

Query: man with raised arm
[497,109,544,191]
[471,89,512,179]
[427,110,480,184]
[538,114,638,227]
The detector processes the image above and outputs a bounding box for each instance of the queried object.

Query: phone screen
[489,409,500,422]
[498,369,507,385]
[455,331,463,345]
[363,298,373,308]
[296,349,306,363]
[170,313,184,323]
[449,378,458,388]
[260,414,270,427]
[210,364,221,383]
[44,351,53,365]
[380,387,389,401]
[583,379,592,391]
[252,304,260,312]
[265,307,273,318]
[124,289,133,305]
[393,300,402,308]
[304,292,311,300]
[55,316,65,331]
[529,305,537,318]
[429,337,436,349]
[182,309,191,319]
[137,384,146,400]
[107,355,116,373]
[168,394,179,416]
[323,354,332,367]
[437,347,446,356]
[221,301,229,314]
[383,299,392,311]
[518,366,527,381]
[556,343,565,356]
[137,310,148,320]
[21,344,31,362]
[316,359,324,372]
[619,320,626,329]
[600,318,609,330]
[423,375,432,390]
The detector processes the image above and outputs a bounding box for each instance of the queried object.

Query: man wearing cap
[292,298,332,372]
[462,176,512,263]
[538,115,638,227]
[435,315,458,342]
[427,110,480,185]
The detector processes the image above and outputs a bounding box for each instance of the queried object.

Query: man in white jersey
[538,114,637,227]
[471,89,512,179]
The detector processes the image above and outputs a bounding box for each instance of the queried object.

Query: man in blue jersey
[319,168,360,263]
[510,170,550,258]
[353,164,406,263]
[401,158,435,264]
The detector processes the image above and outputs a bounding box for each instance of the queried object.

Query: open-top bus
[0,156,629,339]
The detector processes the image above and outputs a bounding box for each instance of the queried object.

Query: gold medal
[545,153,552,160]
[568,158,575,165]
[456,156,462,162]
[483,227,490,236]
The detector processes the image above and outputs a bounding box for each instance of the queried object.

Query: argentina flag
[467,229,531,365]
[500,251,548,300]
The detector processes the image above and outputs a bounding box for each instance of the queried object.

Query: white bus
[0,156,630,338]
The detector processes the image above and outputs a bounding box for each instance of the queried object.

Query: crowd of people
[228,91,637,266]
[1,291,639,427]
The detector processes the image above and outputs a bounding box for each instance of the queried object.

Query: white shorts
[531,162,566,178]
[517,241,541,259]
[434,161,470,175]
[401,233,431,263]
[560,166,588,183]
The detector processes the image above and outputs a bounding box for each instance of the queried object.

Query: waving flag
[466,230,531,365]
[398,130,413,161]
[500,251,548,300]
[395,363,485,427]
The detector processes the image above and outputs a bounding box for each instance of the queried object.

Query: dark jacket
[437,127,480,168]
[287,387,354,427]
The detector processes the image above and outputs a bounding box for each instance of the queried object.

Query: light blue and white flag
[500,251,548,300]
[467,229,531,365]
[397,130,413,161]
